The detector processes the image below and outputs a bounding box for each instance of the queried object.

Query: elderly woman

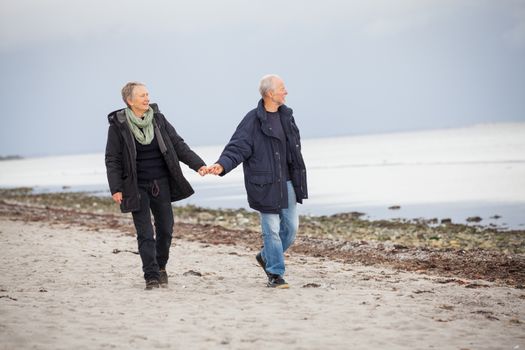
[105,82,207,290]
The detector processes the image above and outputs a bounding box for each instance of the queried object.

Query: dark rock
[439,304,454,310]
[331,211,366,219]
[466,216,482,223]
[183,270,202,277]
[490,215,502,219]
[441,218,452,224]
[388,205,401,210]
[112,248,138,255]
[465,283,489,289]
[302,283,321,288]
[352,240,369,247]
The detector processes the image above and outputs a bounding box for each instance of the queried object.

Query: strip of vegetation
[1,187,524,254]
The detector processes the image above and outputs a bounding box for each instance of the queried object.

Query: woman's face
[128,85,150,115]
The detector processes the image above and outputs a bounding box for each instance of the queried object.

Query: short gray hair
[121,81,145,107]
[259,74,281,97]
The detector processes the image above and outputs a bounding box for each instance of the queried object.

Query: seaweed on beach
[1,187,524,286]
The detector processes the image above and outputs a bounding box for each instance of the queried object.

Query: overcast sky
[1,0,524,157]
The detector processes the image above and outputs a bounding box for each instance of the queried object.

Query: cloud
[0,0,444,50]
[0,0,253,50]
[1,0,523,51]
[362,16,429,38]
[503,2,525,48]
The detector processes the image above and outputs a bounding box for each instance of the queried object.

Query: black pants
[131,177,174,281]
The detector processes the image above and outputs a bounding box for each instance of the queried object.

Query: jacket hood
[107,103,160,124]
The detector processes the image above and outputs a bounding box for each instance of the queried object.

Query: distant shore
[0,155,22,161]
[1,187,524,286]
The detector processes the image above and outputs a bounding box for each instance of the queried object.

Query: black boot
[267,274,289,289]
[145,279,160,290]
[159,270,168,288]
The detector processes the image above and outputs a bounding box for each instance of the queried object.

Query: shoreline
[0,188,524,287]
[11,184,525,230]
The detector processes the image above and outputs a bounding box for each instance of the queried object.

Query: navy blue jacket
[217,99,308,213]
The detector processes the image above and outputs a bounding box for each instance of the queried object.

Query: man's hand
[207,163,224,175]
[198,166,208,176]
[112,192,122,204]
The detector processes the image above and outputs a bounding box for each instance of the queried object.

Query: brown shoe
[159,270,168,287]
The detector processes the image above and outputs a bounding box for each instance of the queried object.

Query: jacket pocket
[246,172,276,208]
[120,193,140,213]
[249,173,273,186]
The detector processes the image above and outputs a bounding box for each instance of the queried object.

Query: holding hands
[197,163,224,176]
[207,163,224,175]
[197,166,208,176]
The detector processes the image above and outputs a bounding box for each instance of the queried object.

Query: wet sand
[0,218,523,350]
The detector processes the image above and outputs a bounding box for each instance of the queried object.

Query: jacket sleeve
[105,123,123,194]
[216,115,254,175]
[164,117,206,171]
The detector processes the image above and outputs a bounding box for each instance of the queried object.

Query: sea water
[1,123,524,229]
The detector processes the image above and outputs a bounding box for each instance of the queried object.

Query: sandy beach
[0,216,523,350]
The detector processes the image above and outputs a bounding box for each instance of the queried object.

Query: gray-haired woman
[105,82,207,290]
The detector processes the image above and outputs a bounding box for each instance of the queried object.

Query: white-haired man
[208,75,308,288]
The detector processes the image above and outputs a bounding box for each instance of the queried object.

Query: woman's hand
[112,192,123,204]
[198,166,208,176]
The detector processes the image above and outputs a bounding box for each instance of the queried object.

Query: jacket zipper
[276,140,283,208]
[120,121,138,204]
[266,123,283,208]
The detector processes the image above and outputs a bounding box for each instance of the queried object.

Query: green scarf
[125,107,154,145]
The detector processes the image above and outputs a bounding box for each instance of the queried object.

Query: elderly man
[208,74,308,288]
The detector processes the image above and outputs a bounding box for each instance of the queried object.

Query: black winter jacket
[105,104,205,213]
[217,99,308,213]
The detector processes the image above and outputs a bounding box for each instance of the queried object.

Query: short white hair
[121,81,145,107]
[259,74,282,97]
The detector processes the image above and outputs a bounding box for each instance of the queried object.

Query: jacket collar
[256,98,293,123]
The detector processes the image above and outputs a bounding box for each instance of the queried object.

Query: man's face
[128,85,150,114]
[270,78,288,106]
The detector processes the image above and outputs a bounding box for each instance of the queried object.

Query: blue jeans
[260,181,298,276]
